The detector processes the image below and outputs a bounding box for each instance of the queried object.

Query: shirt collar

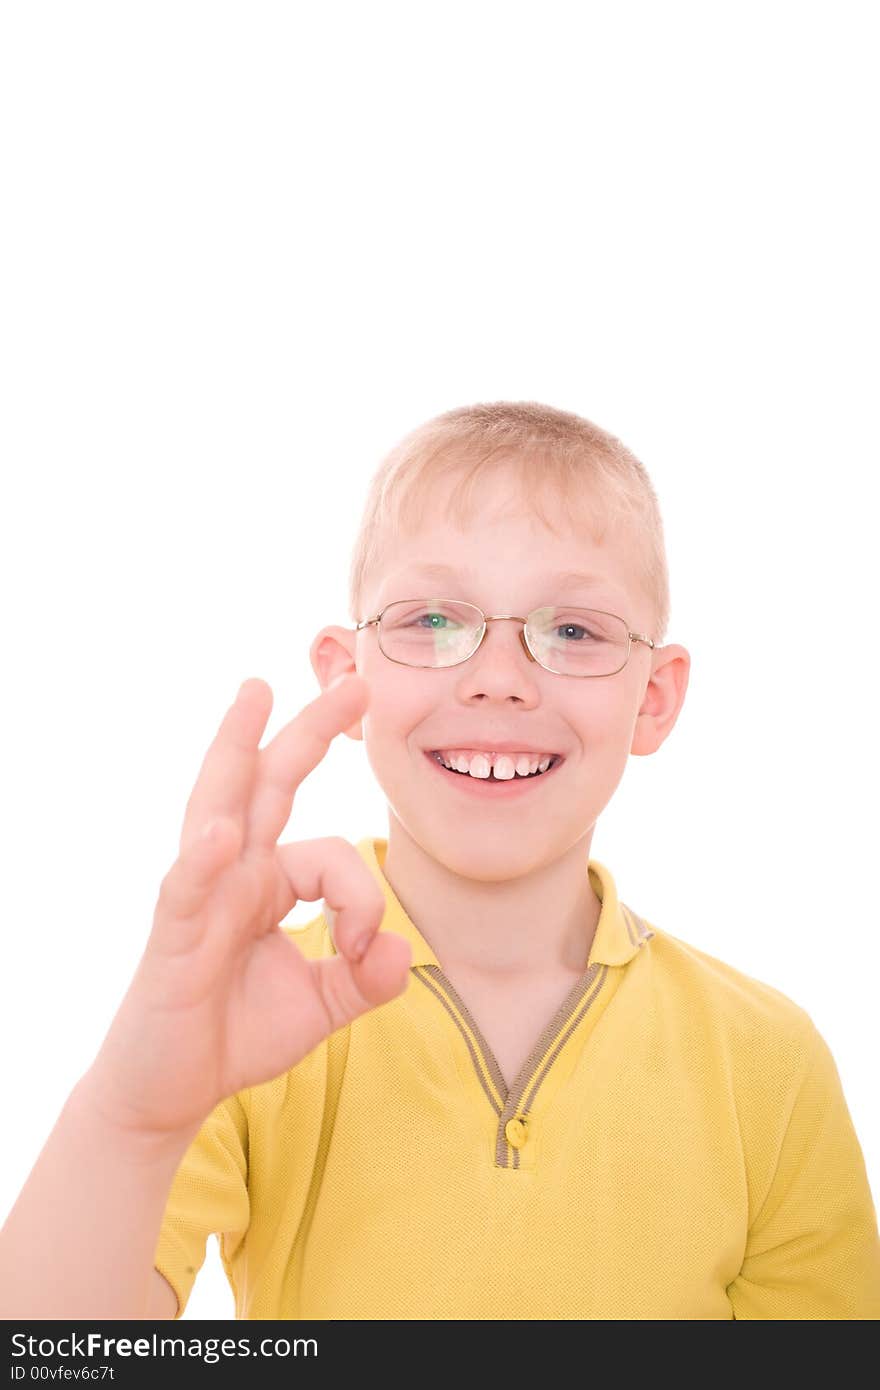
[321,837,652,970]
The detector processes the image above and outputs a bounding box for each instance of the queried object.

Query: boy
[2,401,879,1320]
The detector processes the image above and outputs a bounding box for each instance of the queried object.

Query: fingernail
[328,673,348,691]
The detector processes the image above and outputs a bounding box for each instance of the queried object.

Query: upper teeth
[434,750,556,779]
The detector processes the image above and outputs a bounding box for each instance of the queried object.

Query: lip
[424,741,560,756]
[423,749,565,798]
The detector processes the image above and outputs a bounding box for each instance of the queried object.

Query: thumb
[310,930,412,1032]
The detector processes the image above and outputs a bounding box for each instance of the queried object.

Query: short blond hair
[348,400,671,644]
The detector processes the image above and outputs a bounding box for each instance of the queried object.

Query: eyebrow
[382,562,625,601]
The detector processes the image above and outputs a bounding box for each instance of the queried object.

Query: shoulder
[642,924,817,1077]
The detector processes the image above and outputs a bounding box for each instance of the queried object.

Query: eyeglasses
[355,598,655,678]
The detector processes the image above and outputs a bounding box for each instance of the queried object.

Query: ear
[309,625,364,741]
[630,643,691,757]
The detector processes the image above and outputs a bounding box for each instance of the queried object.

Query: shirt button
[505,1117,527,1148]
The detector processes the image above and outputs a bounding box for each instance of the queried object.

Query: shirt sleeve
[152,1093,250,1320]
[727,1021,880,1319]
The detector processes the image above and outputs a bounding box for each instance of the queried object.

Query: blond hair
[348,400,670,645]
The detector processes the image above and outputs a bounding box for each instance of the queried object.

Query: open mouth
[424,749,564,789]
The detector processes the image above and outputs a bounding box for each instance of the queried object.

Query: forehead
[376,559,633,612]
[367,469,640,615]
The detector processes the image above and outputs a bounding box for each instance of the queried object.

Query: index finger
[244,672,371,849]
[179,677,275,857]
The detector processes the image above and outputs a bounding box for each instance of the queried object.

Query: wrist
[67,1070,201,1171]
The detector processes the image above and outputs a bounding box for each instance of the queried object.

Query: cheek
[567,692,617,737]
[567,702,635,770]
[360,672,433,750]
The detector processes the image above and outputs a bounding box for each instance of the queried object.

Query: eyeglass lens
[378,599,629,676]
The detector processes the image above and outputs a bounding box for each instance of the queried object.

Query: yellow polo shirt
[153,837,880,1319]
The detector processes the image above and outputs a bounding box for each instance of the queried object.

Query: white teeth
[434,750,557,779]
[492,755,516,780]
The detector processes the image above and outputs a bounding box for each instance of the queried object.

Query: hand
[82,675,411,1144]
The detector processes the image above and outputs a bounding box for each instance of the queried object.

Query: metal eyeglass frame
[355,598,656,678]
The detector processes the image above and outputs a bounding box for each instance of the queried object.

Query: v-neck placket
[413,957,619,1168]
[330,840,656,1171]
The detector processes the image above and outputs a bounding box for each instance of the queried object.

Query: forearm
[0,1073,197,1320]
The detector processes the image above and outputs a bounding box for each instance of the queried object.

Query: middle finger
[245,674,370,850]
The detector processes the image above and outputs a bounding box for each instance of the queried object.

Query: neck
[381,815,602,979]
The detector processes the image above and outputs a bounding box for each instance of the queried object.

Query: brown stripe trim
[424,967,509,1105]
[515,964,609,1122]
[621,902,654,944]
[428,960,610,1168]
[506,965,610,1170]
[412,966,503,1116]
[414,917,652,1170]
[497,963,606,1168]
[503,963,604,1111]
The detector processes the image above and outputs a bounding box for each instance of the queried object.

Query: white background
[1,2,877,1320]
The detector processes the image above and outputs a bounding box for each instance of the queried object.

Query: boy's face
[312,474,690,884]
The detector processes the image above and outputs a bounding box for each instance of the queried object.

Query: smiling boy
[2,402,878,1321]
[335,469,673,1095]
